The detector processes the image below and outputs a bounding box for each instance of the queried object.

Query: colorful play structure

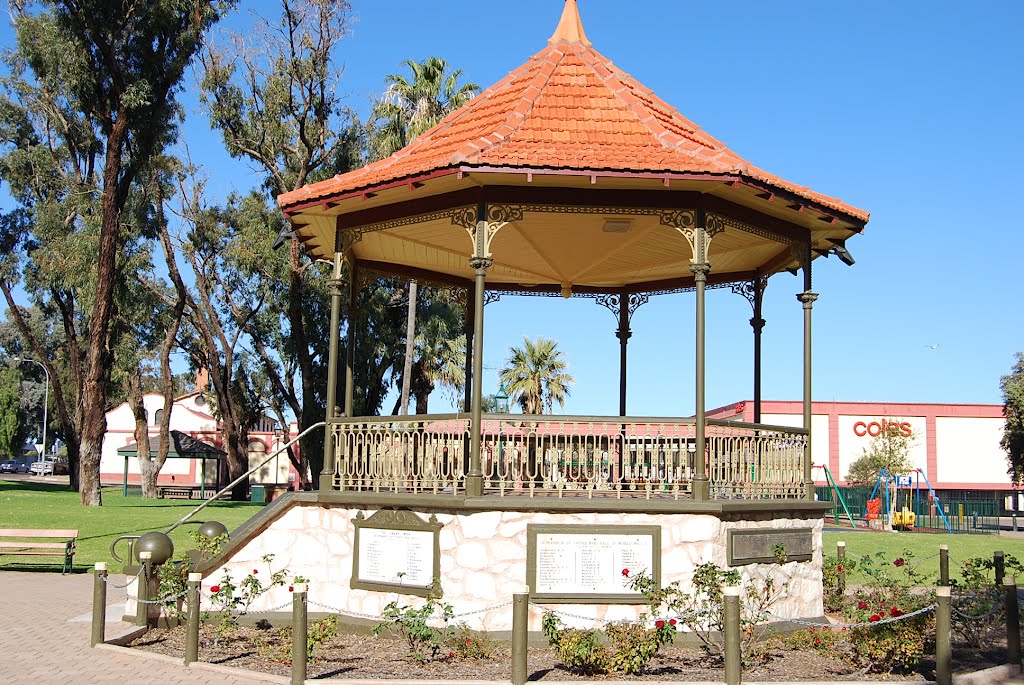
[814,465,953,533]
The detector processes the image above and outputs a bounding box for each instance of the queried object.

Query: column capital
[797,291,819,307]
[469,256,493,273]
[615,328,632,342]
[749,316,766,333]
[689,261,711,278]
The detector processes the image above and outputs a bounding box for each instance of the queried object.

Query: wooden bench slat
[0,542,69,549]
[0,528,79,538]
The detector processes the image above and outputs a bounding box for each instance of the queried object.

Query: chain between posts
[98,567,144,589]
[772,603,937,630]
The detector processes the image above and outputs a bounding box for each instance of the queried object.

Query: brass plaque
[351,510,443,597]
[727,528,813,566]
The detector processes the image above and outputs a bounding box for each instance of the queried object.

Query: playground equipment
[813,464,858,528]
[869,468,952,533]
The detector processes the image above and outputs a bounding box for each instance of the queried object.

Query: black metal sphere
[136,531,175,565]
[197,521,229,539]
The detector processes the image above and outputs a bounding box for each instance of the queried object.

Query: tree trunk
[79,115,130,506]
[126,372,158,498]
[400,280,417,416]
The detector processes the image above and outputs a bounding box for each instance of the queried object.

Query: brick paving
[0,571,271,685]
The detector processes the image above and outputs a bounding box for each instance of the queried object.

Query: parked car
[30,460,54,476]
[1,460,27,474]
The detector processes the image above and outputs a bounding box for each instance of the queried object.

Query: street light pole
[13,357,49,460]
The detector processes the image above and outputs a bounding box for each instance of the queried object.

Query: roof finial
[548,0,591,46]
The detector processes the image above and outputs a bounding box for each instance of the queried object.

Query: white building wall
[836,415,928,480]
[762,413,829,471]
[936,417,1007,484]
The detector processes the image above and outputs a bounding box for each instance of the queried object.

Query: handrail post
[91,562,107,647]
[724,585,741,685]
[136,552,152,628]
[836,541,846,596]
[512,592,529,685]
[936,586,951,685]
[291,583,308,685]
[1006,576,1021,666]
[185,572,202,665]
[939,544,949,586]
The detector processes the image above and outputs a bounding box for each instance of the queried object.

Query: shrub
[541,612,609,674]
[949,554,1022,648]
[822,555,855,613]
[778,625,849,659]
[445,623,496,660]
[206,554,289,636]
[842,551,934,673]
[372,594,454,664]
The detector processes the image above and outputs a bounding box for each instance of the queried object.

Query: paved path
[0,571,269,685]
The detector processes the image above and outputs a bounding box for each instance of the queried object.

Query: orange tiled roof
[279,1,867,222]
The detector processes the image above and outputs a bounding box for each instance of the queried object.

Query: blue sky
[7,1,1024,417]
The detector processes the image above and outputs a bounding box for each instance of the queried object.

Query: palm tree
[372,56,480,160]
[499,337,575,415]
[371,57,478,415]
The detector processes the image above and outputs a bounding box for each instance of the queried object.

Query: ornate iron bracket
[659,209,725,262]
[730,277,769,313]
[592,292,650,327]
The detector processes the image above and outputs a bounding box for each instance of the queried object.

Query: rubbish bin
[250,484,267,504]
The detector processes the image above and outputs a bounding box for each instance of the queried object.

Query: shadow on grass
[0,479,75,493]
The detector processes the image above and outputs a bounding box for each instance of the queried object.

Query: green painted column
[798,290,818,500]
[91,562,107,647]
[617,293,631,417]
[751,277,766,425]
[690,216,710,501]
[322,252,344,491]
[467,256,491,497]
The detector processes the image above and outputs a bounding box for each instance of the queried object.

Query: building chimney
[194,368,210,394]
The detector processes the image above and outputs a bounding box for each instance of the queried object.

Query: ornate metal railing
[330,415,808,500]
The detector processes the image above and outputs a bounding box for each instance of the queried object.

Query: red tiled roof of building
[279,1,867,222]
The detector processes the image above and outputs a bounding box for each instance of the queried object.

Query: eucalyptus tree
[0,367,22,459]
[200,0,365,481]
[0,0,233,505]
[370,57,478,416]
[1003,353,1024,485]
[499,337,575,415]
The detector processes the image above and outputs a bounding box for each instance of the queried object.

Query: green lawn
[0,479,262,573]
[824,529,1024,585]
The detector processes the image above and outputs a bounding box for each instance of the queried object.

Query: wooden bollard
[1006,577,1021,666]
[939,544,949,586]
[724,585,741,685]
[184,573,202,665]
[511,592,529,685]
[291,583,308,685]
[136,551,152,627]
[836,541,847,595]
[91,562,107,647]
[936,586,951,685]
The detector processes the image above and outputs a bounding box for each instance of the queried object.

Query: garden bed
[126,622,1008,681]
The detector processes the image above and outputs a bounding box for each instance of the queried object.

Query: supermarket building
[707,400,1009,497]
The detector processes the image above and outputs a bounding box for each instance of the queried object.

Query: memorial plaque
[527,524,660,603]
[351,510,443,597]
[727,527,813,566]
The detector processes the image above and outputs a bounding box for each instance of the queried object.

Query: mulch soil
[126,623,1010,681]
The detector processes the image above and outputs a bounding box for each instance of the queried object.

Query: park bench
[0,528,78,574]
[158,486,194,499]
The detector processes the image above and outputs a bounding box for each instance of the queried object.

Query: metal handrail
[164,421,326,534]
[110,534,139,564]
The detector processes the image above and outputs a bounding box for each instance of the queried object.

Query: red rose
[857,601,868,610]
[814,638,821,645]
[465,638,472,645]
[841,627,847,631]
[869,614,880,622]
[669,619,677,626]
[449,651,455,658]
[890,607,903,617]
[253,569,259,574]
[836,565,843,573]
[288,586,294,593]
[655,620,665,629]
[893,558,905,567]
[210,585,221,593]
[621,568,629,577]
[965,561,972,567]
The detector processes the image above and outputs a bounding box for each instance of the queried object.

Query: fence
[817,486,1001,534]
[91,544,1023,685]
[331,414,808,500]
